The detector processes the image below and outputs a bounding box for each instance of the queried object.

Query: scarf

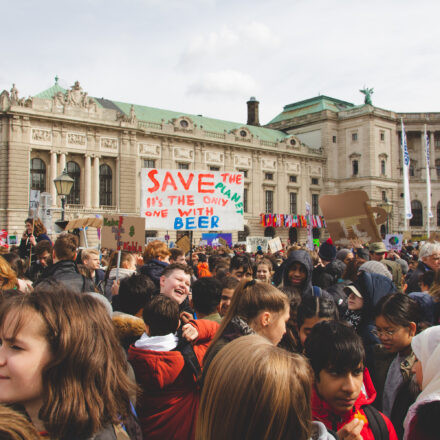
[344,309,362,332]
[134,332,178,352]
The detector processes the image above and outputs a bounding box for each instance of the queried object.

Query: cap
[369,241,387,254]
[344,284,362,298]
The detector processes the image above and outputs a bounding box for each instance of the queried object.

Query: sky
[2,0,440,125]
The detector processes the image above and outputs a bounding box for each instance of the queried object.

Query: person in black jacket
[36,233,95,293]
[18,217,52,262]
[406,242,440,293]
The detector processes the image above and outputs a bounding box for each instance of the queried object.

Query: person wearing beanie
[359,261,393,280]
[336,248,354,265]
[318,240,337,264]
[312,240,338,289]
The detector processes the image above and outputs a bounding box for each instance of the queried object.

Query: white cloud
[187,70,259,97]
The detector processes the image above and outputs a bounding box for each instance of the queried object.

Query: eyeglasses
[371,327,399,338]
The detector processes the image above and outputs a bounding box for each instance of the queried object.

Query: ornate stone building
[0,81,438,245]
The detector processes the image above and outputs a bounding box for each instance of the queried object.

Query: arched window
[381,160,386,175]
[437,202,440,227]
[99,164,112,206]
[30,158,46,192]
[409,200,423,227]
[66,161,80,205]
[352,160,359,176]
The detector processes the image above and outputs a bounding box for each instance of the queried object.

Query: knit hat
[358,261,392,280]
[318,240,336,262]
[356,248,370,261]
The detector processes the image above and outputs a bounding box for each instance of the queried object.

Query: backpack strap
[362,405,389,440]
[312,285,322,297]
[175,330,202,383]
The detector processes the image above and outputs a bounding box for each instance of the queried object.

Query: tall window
[352,160,359,175]
[436,159,440,177]
[30,158,46,192]
[381,160,386,175]
[209,166,220,171]
[409,200,423,227]
[312,194,319,215]
[290,193,297,214]
[99,164,112,206]
[243,188,248,213]
[143,159,155,168]
[265,190,273,213]
[409,163,415,177]
[66,161,80,205]
[178,163,189,170]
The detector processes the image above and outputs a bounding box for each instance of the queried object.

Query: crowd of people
[0,216,440,439]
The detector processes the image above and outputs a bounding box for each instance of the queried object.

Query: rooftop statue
[360,87,374,105]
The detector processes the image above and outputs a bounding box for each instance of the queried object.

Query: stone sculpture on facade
[53,81,97,112]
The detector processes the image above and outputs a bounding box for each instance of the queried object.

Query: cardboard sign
[175,234,191,255]
[201,233,233,247]
[101,216,145,252]
[384,234,403,251]
[268,236,282,253]
[140,169,244,231]
[246,236,270,253]
[313,238,320,247]
[0,230,7,247]
[319,190,387,246]
[8,235,18,246]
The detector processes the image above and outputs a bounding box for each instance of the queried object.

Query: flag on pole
[424,126,433,219]
[401,119,412,225]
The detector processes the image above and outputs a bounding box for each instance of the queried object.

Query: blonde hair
[81,248,99,262]
[0,405,40,439]
[196,334,312,440]
[0,256,18,291]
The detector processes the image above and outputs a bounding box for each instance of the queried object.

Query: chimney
[247,97,260,126]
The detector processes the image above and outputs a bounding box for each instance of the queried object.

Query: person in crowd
[36,233,95,293]
[104,250,137,302]
[0,283,139,439]
[197,334,337,440]
[81,248,105,294]
[202,280,289,380]
[169,247,186,265]
[336,248,355,266]
[128,295,218,440]
[427,269,440,324]
[196,253,212,278]
[159,263,194,315]
[229,254,253,281]
[0,256,18,292]
[403,326,440,440]
[18,217,52,261]
[373,293,422,438]
[359,260,392,280]
[26,239,52,283]
[256,258,273,283]
[275,249,314,297]
[305,320,398,440]
[2,253,32,293]
[112,274,156,351]
[297,295,339,349]
[406,242,440,293]
[0,405,40,440]
[368,241,387,262]
[355,247,370,263]
[191,277,222,323]
[218,276,239,317]
[312,240,341,289]
[140,240,171,288]
[343,270,395,377]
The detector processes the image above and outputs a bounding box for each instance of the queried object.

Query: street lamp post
[53,169,74,221]
[379,198,393,235]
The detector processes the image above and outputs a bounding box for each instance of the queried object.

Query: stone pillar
[59,152,66,174]
[116,157,120,210]
[92,156,100,208]
[84,154,91,208]
[50,151,58,207]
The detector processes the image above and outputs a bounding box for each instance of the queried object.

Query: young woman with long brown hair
[0,281,139,439]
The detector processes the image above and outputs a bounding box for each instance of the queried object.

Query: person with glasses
[406,242,440,293]
[373,293,423,439]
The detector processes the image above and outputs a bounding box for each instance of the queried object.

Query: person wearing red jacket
[305,320,398,440]
[128,295,219,440]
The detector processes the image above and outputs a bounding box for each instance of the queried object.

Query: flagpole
[424,124,433,239]
[401,119,412,232]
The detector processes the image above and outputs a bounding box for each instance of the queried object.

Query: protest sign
[8,235,18,246]
[0,230,7,247]
[319,190,387,246]
[140,169,244,231]
[268,236,282,253]
[101,216,145,252]
[384,234,403,251]
[175,234,191,255]
[201,233,233,247]
[246,236,270,253]
[313,238,320,247]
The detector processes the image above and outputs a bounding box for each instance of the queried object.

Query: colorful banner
[260,213,326,228]
[140,169,244,231]
[101,216,145,252]
[401,120,412,224]
[201,233,233,247]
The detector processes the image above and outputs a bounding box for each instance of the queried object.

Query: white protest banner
[268,236,283,253]
[384,234,403,251]
[246,236,270,253]
[140,169,244,231]
[101,216,145,252]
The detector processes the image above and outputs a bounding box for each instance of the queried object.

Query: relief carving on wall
[100,137,118,150]
[31,128,52,143]
[139,143,161,157]
[205,151,224,164]
[261,157,277,170]
[234,155,251,168]
[67,133,86,146]
[309,165,322,176]
[173,147,194,161]
[285,161,300,173]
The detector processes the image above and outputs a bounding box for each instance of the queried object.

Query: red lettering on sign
[147,169,160,193]
[198,173,214,193]
[177,172,194,190]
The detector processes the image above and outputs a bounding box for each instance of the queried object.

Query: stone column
[84,154,91,208]
[116,157,120,211]
[92,156,100,208]
[59,152,66,174]
[50,151,57,207]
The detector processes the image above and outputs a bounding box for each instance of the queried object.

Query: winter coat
[140,259,169,289]
[18,233,52,260]
[196,262,211,278]
[312,259,346,290]
[312,368,398,440]
[128,319,219,440]
[406,261,432,294]
[36,260,95,293]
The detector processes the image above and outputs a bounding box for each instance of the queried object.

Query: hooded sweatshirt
[277,250,314,297]
[312,368,398,440]
[128,319,219,440]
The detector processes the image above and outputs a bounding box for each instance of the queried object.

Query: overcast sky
[2,0,439,125]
